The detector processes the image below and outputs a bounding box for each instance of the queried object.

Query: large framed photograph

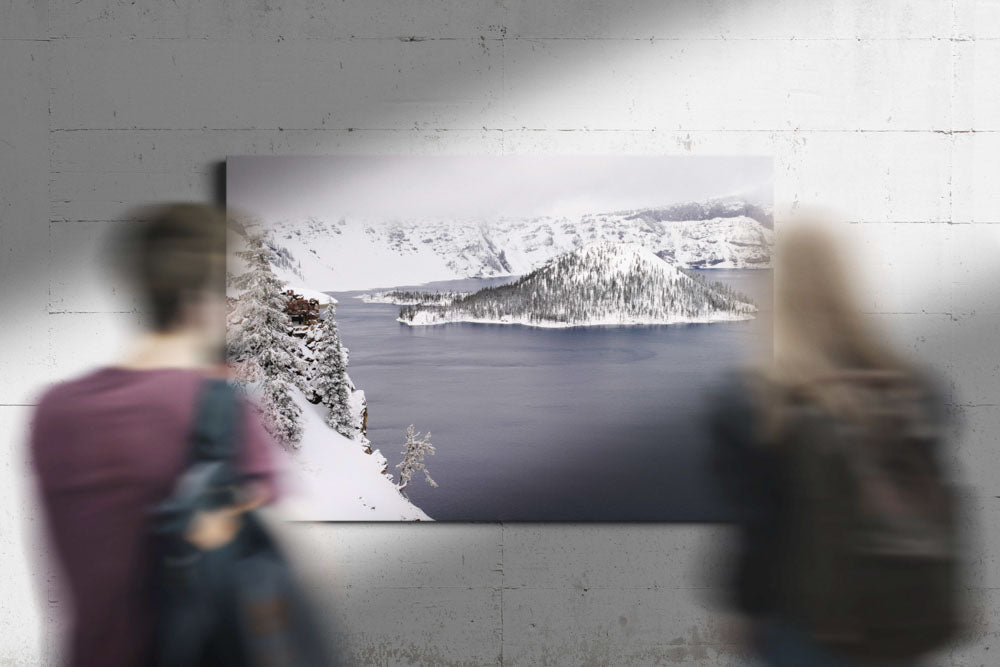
[226,155,772,521]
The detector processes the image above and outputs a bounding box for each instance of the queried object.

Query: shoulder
[32,369,107,419]
[29,370,117,467]
[32,367,208,437]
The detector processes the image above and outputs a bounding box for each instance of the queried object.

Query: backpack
[776,371,961,661]
[149,379,337,666]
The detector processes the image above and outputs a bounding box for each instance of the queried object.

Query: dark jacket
[708,370,952,618]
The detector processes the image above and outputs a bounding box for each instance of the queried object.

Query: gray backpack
[778,371,961,661]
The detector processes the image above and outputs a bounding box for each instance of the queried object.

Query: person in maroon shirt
[30,204,279,667]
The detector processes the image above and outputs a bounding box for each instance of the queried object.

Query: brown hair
[114,204,228,331]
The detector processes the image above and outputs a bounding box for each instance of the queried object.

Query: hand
[185,506,242,551]
[184,484,268,551]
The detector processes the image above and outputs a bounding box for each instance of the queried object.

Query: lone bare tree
[396,425,438,498]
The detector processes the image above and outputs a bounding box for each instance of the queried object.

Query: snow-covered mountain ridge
[398,241,757,328]
[251,197,773,292]
[613,198,772,227]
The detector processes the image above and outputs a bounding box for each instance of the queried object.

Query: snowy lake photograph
[226,155,773,521]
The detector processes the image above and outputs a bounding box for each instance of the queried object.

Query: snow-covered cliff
[398,242,756,328]
[227,224,432,520]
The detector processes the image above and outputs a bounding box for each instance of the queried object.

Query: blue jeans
[759,622,920,667]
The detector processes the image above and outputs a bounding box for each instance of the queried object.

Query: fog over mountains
[252,196,774,292]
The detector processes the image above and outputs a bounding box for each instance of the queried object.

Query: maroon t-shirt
[30,367,279,667]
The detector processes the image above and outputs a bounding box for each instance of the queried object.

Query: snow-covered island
[397,242,756,328]
[356,289,470,306]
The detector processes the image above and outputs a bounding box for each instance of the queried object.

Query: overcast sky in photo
[227,155,772,223]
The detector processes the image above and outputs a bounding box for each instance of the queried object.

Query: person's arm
[708,375,785,618]
[235,399,281,503]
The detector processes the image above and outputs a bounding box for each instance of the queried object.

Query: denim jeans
[759,622,920,667]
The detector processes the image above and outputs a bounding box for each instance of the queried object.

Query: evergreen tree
[228,234,304,447]
[396,425,438,497]
[311,305,355,439]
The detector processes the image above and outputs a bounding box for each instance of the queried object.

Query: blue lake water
[329,269,771,521]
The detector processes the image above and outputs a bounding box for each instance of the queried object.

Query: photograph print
[226,155,773,521]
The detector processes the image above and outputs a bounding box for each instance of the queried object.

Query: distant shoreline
[397,312,756,329]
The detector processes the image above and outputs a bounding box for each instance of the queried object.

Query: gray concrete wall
[1,1,998,664]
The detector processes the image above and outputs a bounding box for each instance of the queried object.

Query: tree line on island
[360,289,469,305]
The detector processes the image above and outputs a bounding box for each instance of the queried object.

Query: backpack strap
[184,379,242,509]
[190,378,241,464]
[149,380,243,551]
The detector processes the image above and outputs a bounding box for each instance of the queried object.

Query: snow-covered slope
[277,388,431,521]
[398,242,756,328]
[249,197,773,292]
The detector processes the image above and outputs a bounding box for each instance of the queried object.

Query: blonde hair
[762,218,913,434]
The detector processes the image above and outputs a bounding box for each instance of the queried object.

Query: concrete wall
[2,1,998,664]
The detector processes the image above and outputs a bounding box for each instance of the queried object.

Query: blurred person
[710,220,964,666]
[29,204,332,666]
